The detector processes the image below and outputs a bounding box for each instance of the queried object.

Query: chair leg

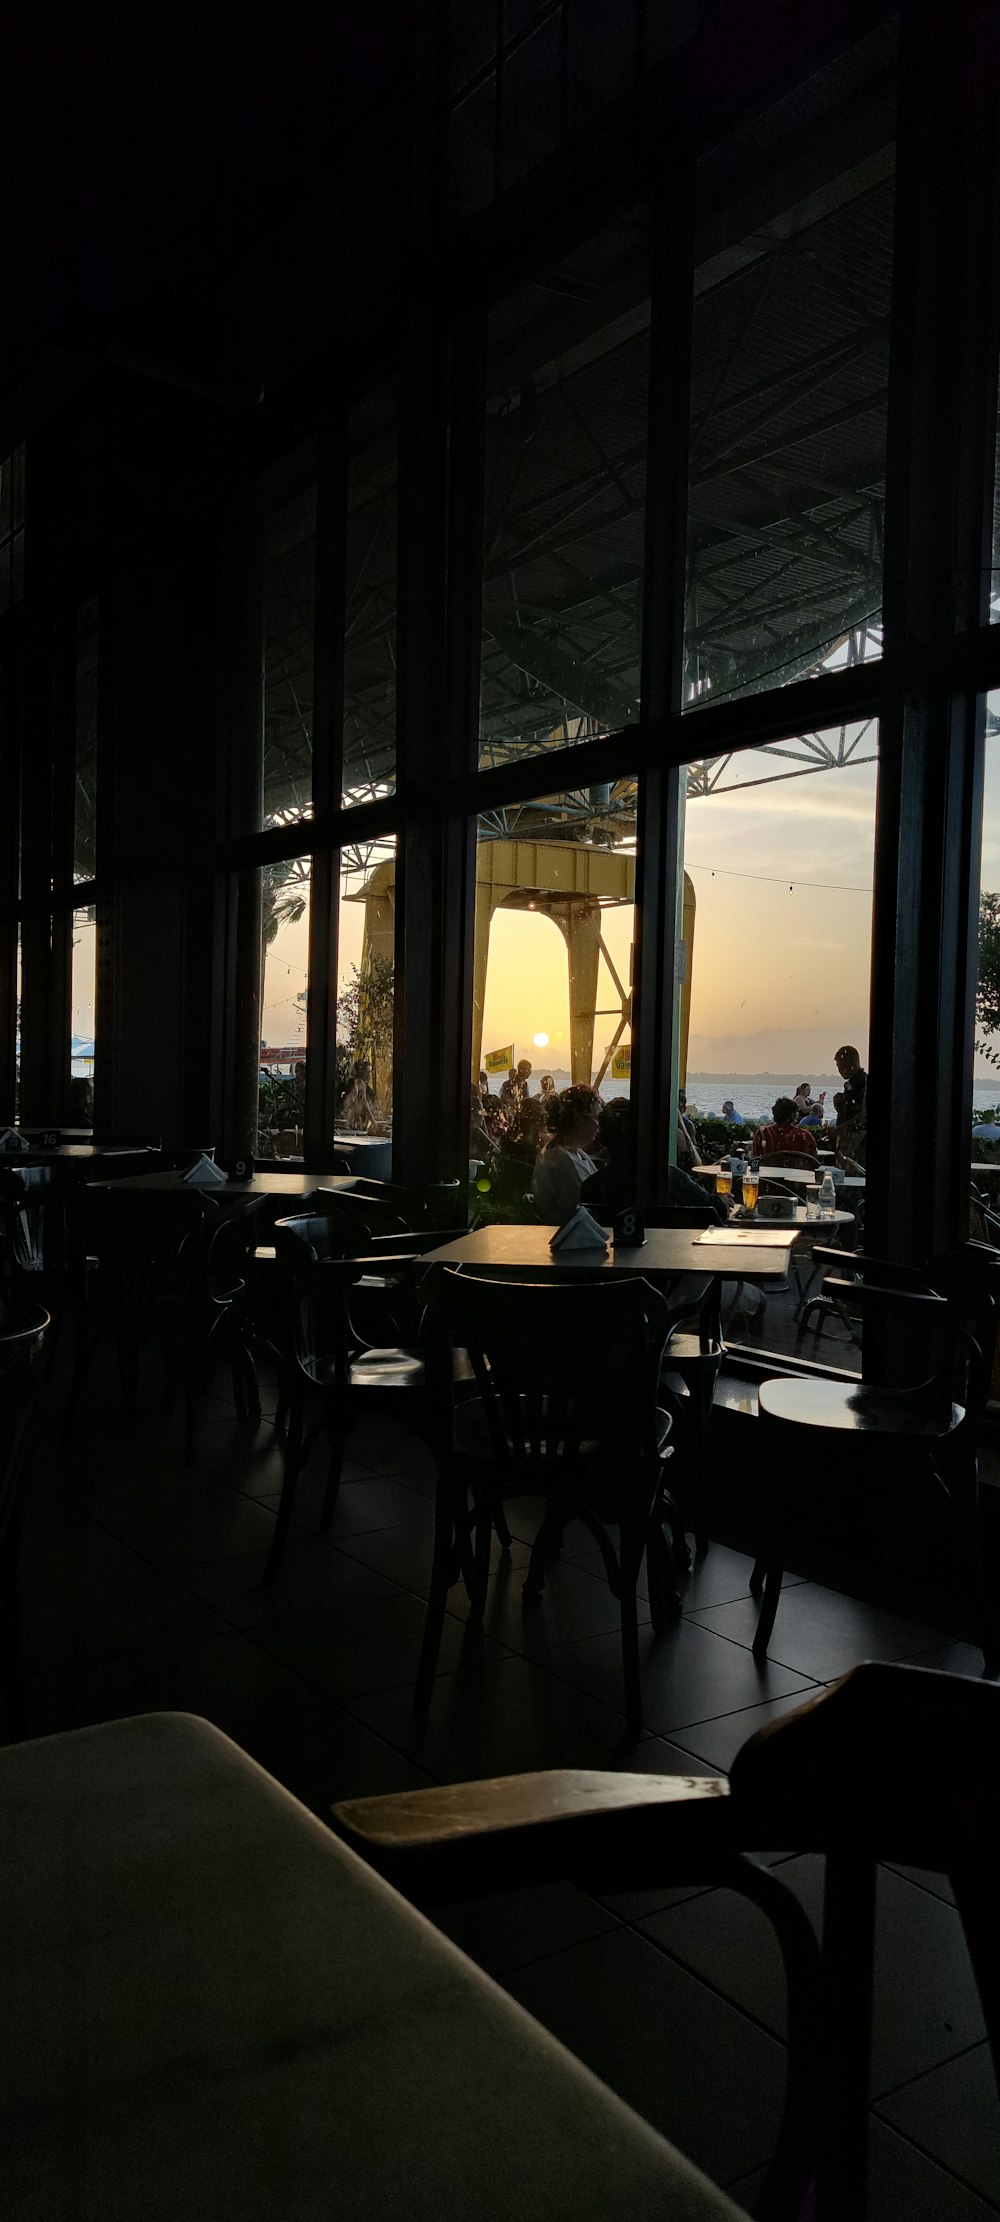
[493,1505,513,1551]
[750,1556,767,1595]
[752,1556,785,1657]
[264,1399,303,1583]
[319,1423,348,1531]
[619,1532,645,1732]
[415,1478,463,1713]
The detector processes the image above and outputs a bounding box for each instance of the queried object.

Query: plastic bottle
[818,1169,836,1218]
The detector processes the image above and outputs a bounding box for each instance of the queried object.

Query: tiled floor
[9,1342,999,2220]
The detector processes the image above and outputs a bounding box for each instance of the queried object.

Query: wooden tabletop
[1,1714,743,2222]
[424,1221,800,1281]
[91,1169,360,1201]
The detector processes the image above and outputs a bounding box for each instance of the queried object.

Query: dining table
[91,1167,362,1208]
[1,1712,746,2222]
[694,1162,865,1195]
[423,1221,800,1292]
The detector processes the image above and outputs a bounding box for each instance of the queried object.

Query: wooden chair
[263,1223,479,1585]
[645,1207,726,1558]
[0,1303,49,1738]
[749,1243,1000,1672]
[418,1267,687,1730]
[60,1188,263,1459]
[332,1659,1000,2222]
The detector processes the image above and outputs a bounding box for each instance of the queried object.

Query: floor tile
[689,1582,944,1681]
[667,1688,821,1774]
[19,1520,225,1669]
[876,2045,1000,2207]
[641,1858,985,2095]
[350,1652,687,1781]
[445,1553,652,1657]
[253,1590,510,1701]
[337,1517,528,1597]
[728,2116,1000,2221]
[541,1616,816,1732]
[178,1541,401,1631]
[51,1628,433,1814]
[505,1926,786,2185]
[314,1473,436,1538]
[430,1880,620,1978]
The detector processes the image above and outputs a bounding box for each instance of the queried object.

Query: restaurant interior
[2,4,1000,2218]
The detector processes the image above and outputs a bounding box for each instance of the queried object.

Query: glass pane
[450,75,496,220]
[74,598,99,883]
[258,856,310,1159]
[480,211,649,769]
[685,39,895,707]
[336,835,396,1150]
[678,720,877,1361]
[343,386,398,807]
[471,781,636,1218]
[568,0,636,128]
[500,14,563,191]
[263,485,316,829]
[71,905,97,1120]
[990,410,1000,621]
[972,693,1000,1179]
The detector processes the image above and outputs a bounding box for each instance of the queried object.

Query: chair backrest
[760,1152,818,1173]
[272,1221,362,1377]
[273,1211,364,1266]
[426,1266,673,1474]
[645,1206,716,1229]
[312,1188,410,1241]
[83,1186,213,1306]
[0,1304,49,1554]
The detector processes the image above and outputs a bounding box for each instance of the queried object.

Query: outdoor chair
[749,1242,1000,1672]
[332,1659,1000,2222]
[60,1187,263,1460]
[263,1221,479,1585]
[0,1168,74,1368]
[417,1267,687,1730]
[0,1302,49,1739]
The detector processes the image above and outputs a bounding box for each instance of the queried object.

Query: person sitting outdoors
[338,1059,376,1131]
[532,1084,601,1222]
[751,1095,818,1160]
[721,1098,744,1125]
[539,1073,556,1101]
[794,1081,826,1125]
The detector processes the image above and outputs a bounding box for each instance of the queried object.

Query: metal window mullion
[633,155,695,1205]
[305,412,348,1161]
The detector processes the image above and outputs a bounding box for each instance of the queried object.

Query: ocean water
[685,1075,1000,1123]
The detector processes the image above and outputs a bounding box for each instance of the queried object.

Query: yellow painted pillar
[679,870,696,1087]
[471,873,497,1080]
[562,899,602,1085]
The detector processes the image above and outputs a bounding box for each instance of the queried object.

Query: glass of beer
[715,1165,732,1198]
[742,1164,760,1212]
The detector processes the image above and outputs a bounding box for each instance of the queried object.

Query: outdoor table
[1,1713,744,2222]
[694,1161,818,1190]
[732,1207,855,1234]
[423,1221,800,1287]
[333,1130,393,1179]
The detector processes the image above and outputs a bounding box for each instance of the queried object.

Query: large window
[0,444,25,616]
[263,484,317,830]
[73,598,98,883]
[343,385,398,808]
[472,779,636,1210]
[336,835,397,1139]
[678,720,878,1357]
[71,904,96,1101]
[972,691,1000,1136]
[684,36,895,708]
[480,213,649,770]
[258,855,311,1159]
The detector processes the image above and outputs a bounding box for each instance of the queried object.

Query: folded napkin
[0,1129,29,1152]
[549,1206,609,1252]
[181,1153,226,1187]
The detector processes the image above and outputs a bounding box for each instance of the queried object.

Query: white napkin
[181,1153,226,1186]
[549,1206,609,1252]
[0,1129,29,1152]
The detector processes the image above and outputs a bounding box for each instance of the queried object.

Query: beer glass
[715,1166,732,1198]
[741,1165,760,1211]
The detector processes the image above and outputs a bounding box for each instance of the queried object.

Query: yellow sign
[611,1045,632,1081]
[484,1045,514,1074]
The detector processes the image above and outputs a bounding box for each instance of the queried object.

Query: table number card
[612,1207,646,1247]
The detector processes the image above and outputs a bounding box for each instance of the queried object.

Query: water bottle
[818,1169,836,1218]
